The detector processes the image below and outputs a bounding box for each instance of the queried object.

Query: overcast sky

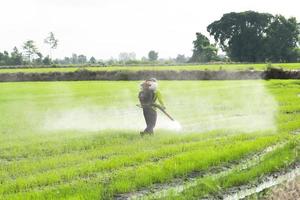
[1,0,299,59]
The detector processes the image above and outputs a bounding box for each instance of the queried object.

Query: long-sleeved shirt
[153,90,164,107]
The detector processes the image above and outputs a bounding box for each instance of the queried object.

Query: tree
[44,32,58,59]
[0,48,24,65]
[296,48,300,62]
[189,32,218,62]
[22,40,38,62]
[71,53,78,64]
[89,56,96,64]
[35,52,43,64]
[0,51,9,65]
[107,57,117,65]
[43,56,51,65]
[2,51,10,65]
[207,11,273,62]
[0,52,4,65]
[119,52,130,62]
[128,52,136,61]
[141,56,148,61]
[148,50,158,61]
[175,54,187,63]
[264,15,300,62]
[119,52,136,63]
[10,47,23,65]
[78,54,87,64]
[63,57,71,64]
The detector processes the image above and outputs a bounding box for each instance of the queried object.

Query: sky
[0,0,299,60]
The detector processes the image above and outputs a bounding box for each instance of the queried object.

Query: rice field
[0,63,300,74]
[0,80,299,199]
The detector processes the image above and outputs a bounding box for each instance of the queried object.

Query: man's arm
[156,90,165,108]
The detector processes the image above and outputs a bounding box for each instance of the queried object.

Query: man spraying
[138,78,165,136]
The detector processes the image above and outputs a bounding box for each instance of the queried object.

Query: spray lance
[136,103,175,121]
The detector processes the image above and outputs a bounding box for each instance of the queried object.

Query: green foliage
[190,32,218,62]
[175,54,188,63]
[22,40,39,62]
[78,54,87,64]
[0,47,24,65]
[34,52,44,65]
[265,15,300,62]
[168,140,299,199]
[207,11,300,62]
[89,56,96,64]
[148,50,159,61]
[10,47,23,65]
[42,56,52,65]
[56,53,92,65]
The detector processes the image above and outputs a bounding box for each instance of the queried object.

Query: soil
[264,176,300,200]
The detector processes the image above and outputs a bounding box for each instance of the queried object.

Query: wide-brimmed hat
[147,77,157,82]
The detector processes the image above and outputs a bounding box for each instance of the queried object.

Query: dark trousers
[143,107,157,133]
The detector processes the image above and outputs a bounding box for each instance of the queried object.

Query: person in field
[138,78,165,136]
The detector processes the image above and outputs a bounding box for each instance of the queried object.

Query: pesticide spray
[41,80,277,134]
[136,103,182,131]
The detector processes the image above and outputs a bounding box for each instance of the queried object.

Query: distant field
[0,80,299,199]
[0,63,300,73]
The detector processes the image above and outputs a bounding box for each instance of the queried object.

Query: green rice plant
[0,80,299,199]
[162,138,299,200]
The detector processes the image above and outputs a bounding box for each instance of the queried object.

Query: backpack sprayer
[136,103,175,121]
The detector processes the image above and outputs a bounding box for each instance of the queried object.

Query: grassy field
[0,80,300,199]
[0,63,300,73]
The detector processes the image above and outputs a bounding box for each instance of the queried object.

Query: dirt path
[264,176,300,200]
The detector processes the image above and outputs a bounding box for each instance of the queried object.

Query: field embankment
[0,67,300,82]
[1,63,300,72]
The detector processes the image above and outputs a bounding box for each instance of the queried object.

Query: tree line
[191,11,300,62]
[0,32,58,66]
[1,11,299,66]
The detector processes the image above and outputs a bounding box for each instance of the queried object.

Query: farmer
[138,78,165,136]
